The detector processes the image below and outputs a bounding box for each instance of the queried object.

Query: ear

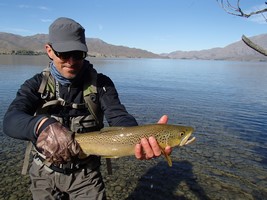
[45,44,53,60]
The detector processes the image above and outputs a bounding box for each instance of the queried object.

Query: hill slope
[0,32,162,58]
[0,32,267,61]
[165,34,267,61]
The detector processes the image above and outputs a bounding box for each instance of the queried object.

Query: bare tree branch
[217,0,267,18]
[242,35,267,56]
[217,1,267,55]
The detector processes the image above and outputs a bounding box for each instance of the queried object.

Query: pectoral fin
[102,155,119,159]
[160,147,172,167]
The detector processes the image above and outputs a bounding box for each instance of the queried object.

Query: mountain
[0,32,163,58]
[165,34,267,61]
[0,32,267,61]
[85,38,163,58]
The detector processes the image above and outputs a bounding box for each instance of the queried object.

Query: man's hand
[134,115,172,160]
[36,118,81,165]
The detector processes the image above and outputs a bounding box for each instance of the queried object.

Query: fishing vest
[37,63,104,133]
[21,63,116,175]
[21,63,106,175]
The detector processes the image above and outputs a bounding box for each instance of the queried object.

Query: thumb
[157,115,168,124]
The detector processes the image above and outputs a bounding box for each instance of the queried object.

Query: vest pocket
[70,115,97,133]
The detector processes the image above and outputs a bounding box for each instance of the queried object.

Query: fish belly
[79,142,135,158]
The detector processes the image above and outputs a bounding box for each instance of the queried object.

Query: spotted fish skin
[75,124,195,160]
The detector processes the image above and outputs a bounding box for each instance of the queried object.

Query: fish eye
[180,132,185,137]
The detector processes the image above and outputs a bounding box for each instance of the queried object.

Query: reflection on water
[0,55,267,199]
[0,54,50,66]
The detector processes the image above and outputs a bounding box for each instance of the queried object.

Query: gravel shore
[1,136,266,200]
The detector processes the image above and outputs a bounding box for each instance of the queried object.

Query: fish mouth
[185,136,196,145]
[180,131,196,146]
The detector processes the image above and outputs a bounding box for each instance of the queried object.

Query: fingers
[135,137,162,160]
[148,137,161,157]
[157,115,168,124]
[134,143,143,159]
[135,115,170,160]
[164,146,172,155]
[157,115,172,155]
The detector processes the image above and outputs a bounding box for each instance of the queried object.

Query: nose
[65,56,77,65]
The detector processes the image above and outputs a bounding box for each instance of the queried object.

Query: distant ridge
[85,38,163,58]
[164,34,267,62]
[0,32,266,61]
[0,32,162,58]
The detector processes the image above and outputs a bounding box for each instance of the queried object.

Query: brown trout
[75,124,196,166]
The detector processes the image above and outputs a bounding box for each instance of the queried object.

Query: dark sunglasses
[50,45,87,60]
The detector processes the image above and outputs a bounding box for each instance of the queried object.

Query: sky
[0,0,266,54]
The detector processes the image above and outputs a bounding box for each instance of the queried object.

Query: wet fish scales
[75,124,195,166]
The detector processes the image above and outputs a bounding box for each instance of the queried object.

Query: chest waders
[21,65,113,175]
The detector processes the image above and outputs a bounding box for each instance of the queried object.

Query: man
[3,17,171,199]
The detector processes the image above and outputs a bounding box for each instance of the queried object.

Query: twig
[217,0,267,18]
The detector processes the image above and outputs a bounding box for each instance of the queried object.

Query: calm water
[0,55,267,199]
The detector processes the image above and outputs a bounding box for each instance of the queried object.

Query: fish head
[178,126,196,146]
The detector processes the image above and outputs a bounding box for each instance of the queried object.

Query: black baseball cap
[48,17,88,52]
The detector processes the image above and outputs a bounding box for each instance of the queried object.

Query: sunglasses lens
[58,51,86,60]
[72,52,86,60]
[51,45,86,60]
[56,52,68,60]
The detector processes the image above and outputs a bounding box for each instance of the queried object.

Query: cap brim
[52,41,88,52]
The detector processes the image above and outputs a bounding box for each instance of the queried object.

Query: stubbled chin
[65,73,77,79]
[63,68,79,79]
[65,75,76,79]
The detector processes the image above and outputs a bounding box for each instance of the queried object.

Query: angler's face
[45,44,86,79]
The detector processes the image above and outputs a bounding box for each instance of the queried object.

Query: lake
[0,55,267,199]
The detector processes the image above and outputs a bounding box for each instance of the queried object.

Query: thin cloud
[246,4,267,24]
[0,27,32,35]
[98,24,103,31]
[38,6,49,11]
[249,14,267,24]
[18,5,50,11]
[40,19,52,23]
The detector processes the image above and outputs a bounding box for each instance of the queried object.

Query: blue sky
[0,0,266,54]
